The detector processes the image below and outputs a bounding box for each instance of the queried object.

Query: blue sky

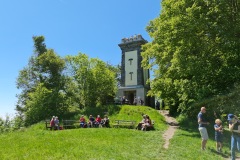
[0,0,161,119]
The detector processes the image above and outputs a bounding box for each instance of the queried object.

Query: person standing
[198,107,210,150]
[133,97,137,105]
[214,119,223,152]
[161,100,165,110]
[156,101,160,110]
[228,114,240,160]
[121,96,126,105]
[139,98,144,106]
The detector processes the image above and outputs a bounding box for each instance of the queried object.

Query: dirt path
[158,110,240,159]
[159,110,179,149]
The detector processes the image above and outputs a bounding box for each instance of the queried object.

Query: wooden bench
[113,120,136,129]
[45,120,52,130]
[62,120,80,129]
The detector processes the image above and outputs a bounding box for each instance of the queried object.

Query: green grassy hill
[0,105,234,159]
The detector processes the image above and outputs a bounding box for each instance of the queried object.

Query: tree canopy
[16,36,118,126]
[142,0,240,115]
[65,53,118,108]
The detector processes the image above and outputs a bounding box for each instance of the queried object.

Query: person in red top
[50,116,55,130]
[95,115,102,127]
[79,115,86,128]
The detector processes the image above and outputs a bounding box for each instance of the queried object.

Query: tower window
[129,72,133,80]
[128,58,133,65]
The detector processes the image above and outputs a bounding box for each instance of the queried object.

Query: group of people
[198,106,240,160]
[136,114,153,131]
[50,116,60,130]
[79,114,110,128]
[121,96,144,105]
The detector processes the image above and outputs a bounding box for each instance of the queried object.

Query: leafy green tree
[90,59,118,105]
[142,0,240,115]
[65,53,117,108]
[16,36,67,125]
[16,36,118,125]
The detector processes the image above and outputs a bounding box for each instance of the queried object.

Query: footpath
[159,110,240,160]
[159,110,179,149]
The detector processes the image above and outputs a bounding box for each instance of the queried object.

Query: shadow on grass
[178,116,233,154]
[177,132,200,138]
[209,148,229,158]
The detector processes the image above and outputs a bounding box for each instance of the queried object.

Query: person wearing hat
[197,106,210,150]
[228,114,240,160]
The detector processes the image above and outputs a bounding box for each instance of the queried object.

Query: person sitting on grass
[214,119,223,152]
[136,115,146,130]
[79,115,86,128]
[88,115,95,128]
[141,115,152,131]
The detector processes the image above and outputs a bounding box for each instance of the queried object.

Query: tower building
[118,35,151,105]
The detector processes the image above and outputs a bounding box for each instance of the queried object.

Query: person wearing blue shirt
[228,114,240,160]
[88,115,95,128]
[198,106,210,150]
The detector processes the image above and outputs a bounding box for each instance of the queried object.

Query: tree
[90,59,118,105]
[65,53,117,108]
[16,36,67,125]
[142,0,240,115]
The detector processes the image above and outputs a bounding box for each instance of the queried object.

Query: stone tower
[118,35,151,106]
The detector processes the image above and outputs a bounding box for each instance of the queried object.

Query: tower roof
[118,35,147,51]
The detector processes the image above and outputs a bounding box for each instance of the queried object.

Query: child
[214,119,223,152]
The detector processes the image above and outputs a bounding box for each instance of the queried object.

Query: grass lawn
[161,128,231,160]
[0,127,166,160]
[0,105,238,159]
